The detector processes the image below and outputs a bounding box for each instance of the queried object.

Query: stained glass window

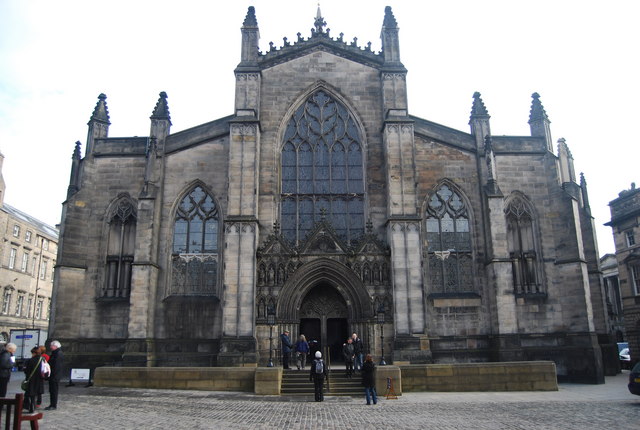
[505,196,542,295]
[425,184,473,293]
[170,186,220,296]
[280,90,365,244]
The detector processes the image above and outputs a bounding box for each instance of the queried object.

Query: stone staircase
[280,367,363,397]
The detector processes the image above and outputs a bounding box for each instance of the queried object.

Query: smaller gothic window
[103,199,136,299]
[170,186,220,296]
[425,184,473,294]
[505,196,542,295]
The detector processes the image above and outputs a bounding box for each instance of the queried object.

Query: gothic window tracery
[169,186,220,296]
[103,199,136,299]
[280,90,365,245]
[505,195,542,295]
[425,184,473,293]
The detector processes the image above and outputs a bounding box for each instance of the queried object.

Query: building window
[631,264,640,296]
[42,239,49,251]
[26,295,33,318]
[425,184,473,293]
[8,248,16,269]
[505,195,542,295]
[170,186,219,296]
[35,297,43,319]
[626,230,636,247]
[25,231,32,242]
[31,257,37,275]
[280,90,365,245]
[103,199,136,299]
[1,289,13,314]
[15,294,24,316]
[21,252,29,272]
[39,260,48,280]
[12,225,20,237]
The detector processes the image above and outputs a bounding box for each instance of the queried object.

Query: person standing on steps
[280,330,292,369]
[342,337,355,378]
[295,334,309,370]
[46,340,64,410]
[309,351,328,402]
[351,333,364,372]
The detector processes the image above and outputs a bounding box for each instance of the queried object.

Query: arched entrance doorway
[299,284,349,363]
[276,258,374,364]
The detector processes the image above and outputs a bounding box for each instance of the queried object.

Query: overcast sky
[0,0,638,255]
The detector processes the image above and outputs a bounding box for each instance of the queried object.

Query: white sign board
[70,368,91,381]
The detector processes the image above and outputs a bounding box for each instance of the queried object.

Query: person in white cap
[309,350,328,401]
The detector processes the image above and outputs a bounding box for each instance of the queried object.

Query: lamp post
[377,303,386,365]
[267,305,276,367]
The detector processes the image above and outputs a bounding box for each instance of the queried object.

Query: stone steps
[281,368,363,396]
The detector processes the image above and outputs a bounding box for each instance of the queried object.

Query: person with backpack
[295,334,309,370]
[309,351,328,402]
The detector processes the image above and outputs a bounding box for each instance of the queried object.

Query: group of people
[280,330,377,404]
[0,340,64,412]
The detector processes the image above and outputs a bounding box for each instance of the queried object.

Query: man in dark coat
[342,338,355,378]
[280,330,292,369]
[351,333,364,372]
[309,351,328,402]
[46,340,63,410]
[0,343,17,397]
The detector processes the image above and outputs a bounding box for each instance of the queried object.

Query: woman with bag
[23,347,44,413]
[295,334,309,370]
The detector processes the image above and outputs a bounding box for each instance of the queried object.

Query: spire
[528,92,553,151]
[470,92,490,118]
[238,6,260,67]
[243,5,257,27]
[528,92,548,123]
[72,140,82,160]
[89,93,110,125]
[380,6,402,66]
[150,91,171,125]
[383,5,398,28]
[312,4,327,35]
[86,93,110,155]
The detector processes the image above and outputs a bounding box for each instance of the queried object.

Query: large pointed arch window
[170,186,219,296]
[103,199,136,298]
[280,90,365,245]
[505,195,543,295]
[425,184,473,293]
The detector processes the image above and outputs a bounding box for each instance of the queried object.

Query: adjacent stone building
[51,6,615,382]
[605,183,640,366]
[600,254,625,342]
[0,152,58,341]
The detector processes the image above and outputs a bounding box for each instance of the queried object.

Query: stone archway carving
[276,258,372,321]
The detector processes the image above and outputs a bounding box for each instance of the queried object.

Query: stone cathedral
[51,6,616,383]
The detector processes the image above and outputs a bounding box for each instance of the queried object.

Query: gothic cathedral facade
[51,7,615,383]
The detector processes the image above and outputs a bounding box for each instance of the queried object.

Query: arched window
[505,195,542,295]
[103,199,136,298]
[281,90,365,245]
[170,186,220,296]
[425,184,473,293]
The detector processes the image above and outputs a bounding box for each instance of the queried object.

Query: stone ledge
[400,361,558,392]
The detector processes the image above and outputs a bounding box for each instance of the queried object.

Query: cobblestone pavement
[7,372,639,429]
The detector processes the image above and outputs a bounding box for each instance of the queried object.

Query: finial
[320,208,327,220]
[150,91,171,124]
[470,92,490,117]
[90,93,110,124]
[72,141,82,160]
[243,6,258,27]
[313,4,327,34]
[383,6,398,28]
[529,92,549,123]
